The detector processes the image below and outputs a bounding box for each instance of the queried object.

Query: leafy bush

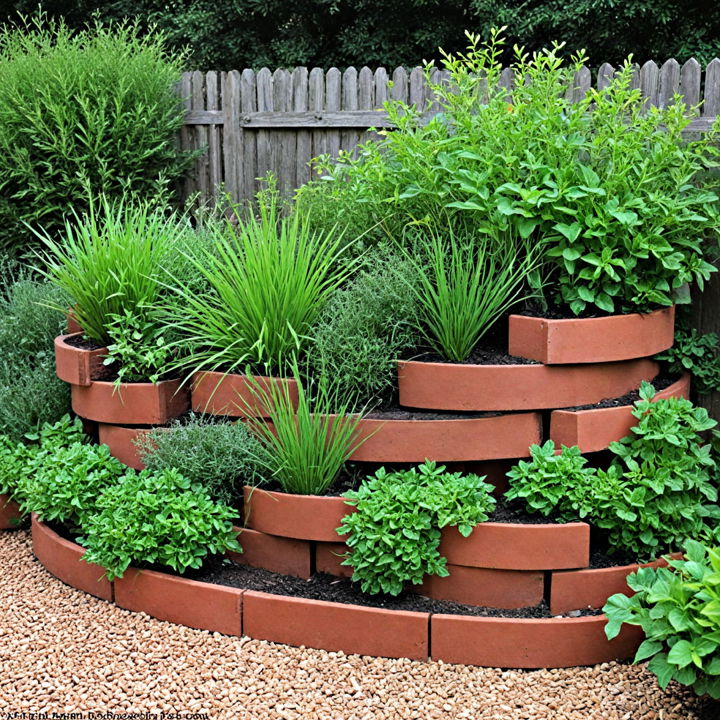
[339,461,496,595]
[505,441,595,520]
[80,467,241,580]
[505,384,720,559]
[245,371,367,495]
[169,198,358,376]
[406,230,542,362]
[604,540,720,700]
[16,441,125,530]
[0,270,69,439]
[135,414,266,505]
[656,328,720,395]
[0,13,189,256]
[306,247,420,410]
[316,31,720,314]
[38,200,186,347]
[0,435,34,500]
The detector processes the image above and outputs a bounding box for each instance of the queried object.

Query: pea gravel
[1,530,716,720]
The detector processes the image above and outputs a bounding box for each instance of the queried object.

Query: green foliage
[339,461,496,595]
[604,540,720,700]
[245,371,367,495]
[20,1,720,71]
[316,32,720,315]
[37,200,186,346]
[0,13,189,256]
[168,198,357,376]
[135,414,266,505]
[306,247,420,411]
[0,270,69,440]
[80,467,241,580]
[0,434,35,499]
[505,385,720,559]
[16,442,125,530]
[104,308,171,384]
[505,441,595,520]
[655,328,720,396]
[406,230,542,362]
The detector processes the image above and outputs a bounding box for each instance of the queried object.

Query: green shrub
[0,434,35,500]
[245,371,367,495]
[16,441,125,530]
[505,384,720,559]
[316,31,720,314]
[604,540,720,700]
[0,14,189,256]
[339,461,496,595]
[169,197,358,376]
[306,246,420,410]
[80,468,241,580]
[135,414,266,505]
[406,229,543,362]
[38,200,186,346]
[0,271,70,439]
[655,328,720,396]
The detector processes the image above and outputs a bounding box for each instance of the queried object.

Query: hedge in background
[7,1,720,70]
[0,14,191,256]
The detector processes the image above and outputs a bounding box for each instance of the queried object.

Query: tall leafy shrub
[0,14,190,256]
[309,31,720,314]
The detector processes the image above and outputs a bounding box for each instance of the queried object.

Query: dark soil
[193,558,599,618]
[519,299,665,320]
[64,334,106,351]
[562,374,679,411]
[365,406,504,421]
[416,345,539,366]
[486,498,567,525]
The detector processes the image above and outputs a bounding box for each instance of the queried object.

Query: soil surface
[416,345,539,366]
[562,374,679,411]
[193,559,591,618]
[63,334,106,351]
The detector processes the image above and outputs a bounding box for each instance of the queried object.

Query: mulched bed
[194,558,600,618]
[63,334,106,351]
[413,344,539,366]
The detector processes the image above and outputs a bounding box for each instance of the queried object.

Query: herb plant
[655,328,720,395]
[505,441,595,520]
[245,370,368,495]
[168,196,357,376]
[339,461,496,595]
[16,442,125,531]
[604,540,720,700]
[406,229,542,362]
[135,414,266,505]
[306,246,421,410]
[80,468,241,580]
[37,200,187,346]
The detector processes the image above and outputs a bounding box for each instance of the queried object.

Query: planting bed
[31,517,643,668]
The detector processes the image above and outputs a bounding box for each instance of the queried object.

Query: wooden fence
[178,58,720,206]
[178,59,720,418]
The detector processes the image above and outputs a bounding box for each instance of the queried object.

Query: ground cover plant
[135,414,266,505]
[604,540,720,700]
[656,327,720,395]
[338,461,496,595]
[0,13,190,258]
[305,30,720,316]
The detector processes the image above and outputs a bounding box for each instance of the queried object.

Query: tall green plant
[244,371,368,495]
[36,200,186,346]
[406,229,543,362]
[168,198,358,375]
[0,13,190,256]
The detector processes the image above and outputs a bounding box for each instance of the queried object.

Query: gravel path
[1,530,715,720]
